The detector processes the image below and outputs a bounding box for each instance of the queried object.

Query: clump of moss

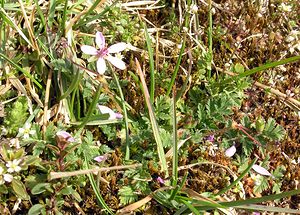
[4,96,29,136]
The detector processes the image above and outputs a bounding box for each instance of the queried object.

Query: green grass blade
[61,0,68,32]
[207,0,213,79]
[171,90,178,187]
[110,67,130,160]
[79,0,103,26]
[59,69,82,100]
[177,195,227,209]
[166,0,191,95]
[0,52,42,89]
[135,59,168,176]
[144,24,155,102]
[178,199,200,215]
[84,155,114,215]
[76,0,118,27]
[33,0,46,29]
[48,0,56,28]
[222,189,300,207]
[79,85,101,128]
[235,204,300,214]
[37,38,55,61]
[0,7,32,46]
[166,36,186,96]
[238,55,300,77]
[196,189,300,211]
[216,158,257,196]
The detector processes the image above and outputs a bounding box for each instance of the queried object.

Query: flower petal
[106,55,126,70]
[98,105,116,120]
[252,164,273,177]
[56,131,75,142]
[81,45,98,55]
[115,113,123,119]
[96,32,105,49]
[157,177,165,184]
[108,42,127,53]
[97,57,106,74]
[94,155,107,163]
[3,174,13,183]
[225,145,236,157]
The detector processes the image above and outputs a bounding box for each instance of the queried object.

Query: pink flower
[206,135,215,142]
[81,32,127,74]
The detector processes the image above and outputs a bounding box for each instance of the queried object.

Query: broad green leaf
[31,183,53,195]
[12,179,30,200]
[28,204,45,215]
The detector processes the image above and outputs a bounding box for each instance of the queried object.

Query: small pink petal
[157,177,165,184]
[81,45,98,55]
[94,155,107,163]
[56,131,75,142]
[115,113,123,119]
[95,32,105,49]
[252,164,273,177]
[97,57,106,74]
[108,42,127,53]
[225,145,236,157]
[106,55,126,70]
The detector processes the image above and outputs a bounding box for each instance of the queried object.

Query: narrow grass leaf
[79,85,101,128]
[48,0,56,28]
[33,0,46,28]
[196,189,300,211]
[235,204,300,214]
[0,7,32,46]
[76,0,118,27]
[171,89,178,190]
[222,189,300,207]
[110,66,130,160]
[79,0,104,26]
[135,58,168,176]
[144,24,155,102]
[166,36,186,96]
[238,55,300,77]
[84,156,114,215]
[0,53,42,89]
[207,0,213,79]
[61,0,68,32]
[216,158,257,196]
[59,69,82,100]
[178,199,200,215]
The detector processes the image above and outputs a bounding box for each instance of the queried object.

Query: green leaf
[253,175,269,194]
[28,204,45,215]
[24,156,40,166]
[60,186,82,202]
[12,179,30,200]
[31,183,53,195]
[118,186,138,206]
[238,55,300,77]
[0,184,8,194]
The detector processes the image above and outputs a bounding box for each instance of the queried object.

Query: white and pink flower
[81,32,127,74]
